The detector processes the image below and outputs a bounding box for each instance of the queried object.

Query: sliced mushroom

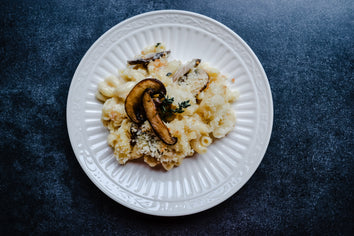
[175,67,210,96]
[172,59,201,82]
[195,68,209,92]
[125,78,166,123]
[189,68,210,94]
[127,51,170,66]
[142,88,177,145]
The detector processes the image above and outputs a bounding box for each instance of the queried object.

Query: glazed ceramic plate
[67,10,273,216]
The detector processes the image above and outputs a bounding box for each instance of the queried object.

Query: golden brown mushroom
[125,78,166,123]
[142,88,177,145]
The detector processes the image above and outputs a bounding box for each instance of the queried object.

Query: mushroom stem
[142,89,177,145]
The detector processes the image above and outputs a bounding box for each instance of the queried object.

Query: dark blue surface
[1,0,353,234]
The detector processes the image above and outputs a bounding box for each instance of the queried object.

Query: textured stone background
[1,0,353,234]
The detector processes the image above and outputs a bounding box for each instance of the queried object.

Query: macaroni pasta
[96,43,238,170]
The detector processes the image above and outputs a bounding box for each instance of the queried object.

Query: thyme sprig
[158,95,191,120]
[172,100,191,113]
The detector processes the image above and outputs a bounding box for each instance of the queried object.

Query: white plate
[67,10,273,216]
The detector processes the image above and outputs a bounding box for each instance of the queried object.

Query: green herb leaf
[163,96,174,105]
[155,42,161,48]
[158,96,190,120]
[180,100,191,108]
[166,72,172,76]
[171,100,191,113]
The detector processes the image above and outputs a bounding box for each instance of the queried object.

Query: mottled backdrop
[0,0,353,234]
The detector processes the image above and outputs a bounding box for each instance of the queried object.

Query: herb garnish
[166,72,172,76]
[173,100,191,113]
[158,95,190,120]
[155,42,161,47]
[160,96,174,115]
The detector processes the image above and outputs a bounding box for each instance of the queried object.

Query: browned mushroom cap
[142,88,177,145]
[125,78,166,123]
[127,51,171,66]
[172,59,201,82]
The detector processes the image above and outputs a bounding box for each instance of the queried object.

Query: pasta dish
[96,43,238,170]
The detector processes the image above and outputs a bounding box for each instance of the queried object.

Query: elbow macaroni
[96,43,238,170]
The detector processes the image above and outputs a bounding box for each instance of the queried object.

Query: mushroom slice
[125,78,166,124]
[127,51,170,66]
[195,68,209,92]
[189,68,210,94]
[176,67,210,96]
[142,88,177,145]
[172,59,201,82]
